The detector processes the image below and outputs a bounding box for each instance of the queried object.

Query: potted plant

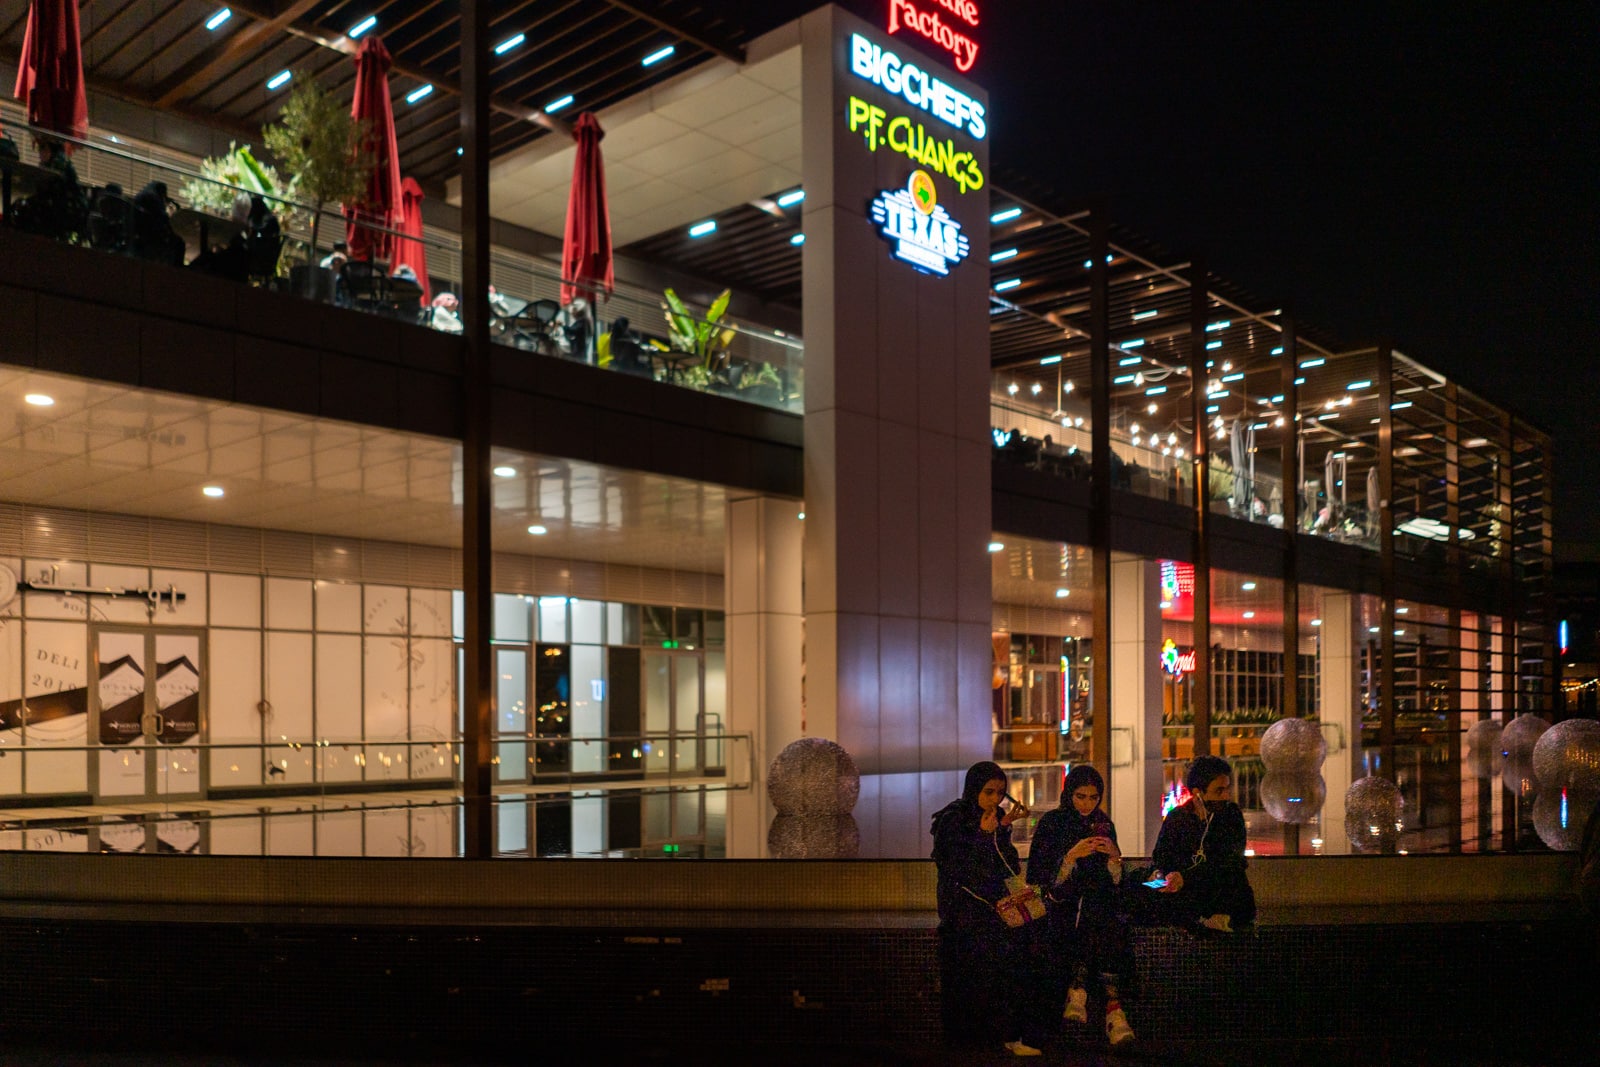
[737,361,784,406]
[183,142,287,218]
[262,79,371,287]
[663,287,737,373]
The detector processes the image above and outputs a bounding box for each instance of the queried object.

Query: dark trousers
[938,918,1052,1048]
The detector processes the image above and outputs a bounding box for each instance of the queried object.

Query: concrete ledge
[0,853,1578,921]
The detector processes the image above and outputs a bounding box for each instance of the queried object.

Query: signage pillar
[799,6,992,776]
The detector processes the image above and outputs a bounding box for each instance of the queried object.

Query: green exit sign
[663,844,680,853]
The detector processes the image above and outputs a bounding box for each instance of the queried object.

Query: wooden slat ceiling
[0,0,752,189]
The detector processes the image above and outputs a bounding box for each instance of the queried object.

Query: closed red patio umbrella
[345,36,403,263]
[561,112,613,306]
[12,0,89,142]
[393,176,431,305]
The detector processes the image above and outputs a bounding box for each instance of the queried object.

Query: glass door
[641,651,703,777]
[93,627,205,801]
[495,645,528,784]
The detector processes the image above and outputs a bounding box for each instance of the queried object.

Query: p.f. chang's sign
[888,0,979,73]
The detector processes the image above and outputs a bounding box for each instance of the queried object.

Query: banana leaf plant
[663,287,737,372]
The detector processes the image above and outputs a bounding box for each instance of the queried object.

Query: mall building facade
[0,4,1555,859]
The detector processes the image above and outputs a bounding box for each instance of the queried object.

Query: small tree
[262,79,371,284]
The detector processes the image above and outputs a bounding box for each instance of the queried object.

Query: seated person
[319,242,349,271]
[1149,755,1257,932]
[428,292,463,334]
[129,180,184,265]
[10,135,88,240]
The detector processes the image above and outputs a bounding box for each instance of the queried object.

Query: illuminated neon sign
[869,169,970,276]
[1160,638,1198,677]
[849,33,986,139]
[887,0,979,73]
[847,96,985,193]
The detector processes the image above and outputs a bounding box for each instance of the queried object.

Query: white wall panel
[265,577,312,630]
[151,569,207,627]
[210,574,261,629]
[315,581,361,633]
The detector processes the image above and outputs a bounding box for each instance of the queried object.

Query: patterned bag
[995,873,1047,928]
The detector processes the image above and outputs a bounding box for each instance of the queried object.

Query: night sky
[715,1,1600,553]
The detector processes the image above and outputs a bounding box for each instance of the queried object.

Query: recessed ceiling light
[988,542,1004,553]
[642,45,676,67]
[789,233,805,246]
[348,15,377,38]
[776,189,805,208]
[266,70,292,91]
[1311,619,1322,627]
[1243,611,1256,619]
[204,8,232,31]
[494,33,526,55]
[527,524,548,535]
[24,393,54,406]
[1242,582,1256,591]
[493,466,516,477]
[202,486,225,498]
[688,219,717,238]
[544,94,574,114]
[1055,588,1070,598]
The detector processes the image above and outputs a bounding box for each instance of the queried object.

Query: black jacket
[930,800,1022,925]
[1151,799,1249,899]
[1026,806,1119,907]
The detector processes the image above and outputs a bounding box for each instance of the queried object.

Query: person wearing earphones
[1150,754,1258,932]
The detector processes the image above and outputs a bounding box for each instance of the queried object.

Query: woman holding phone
[930,761,1051,1057]
[1025,765,1136,1047]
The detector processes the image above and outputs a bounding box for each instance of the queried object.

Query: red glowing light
[887,0,980,72]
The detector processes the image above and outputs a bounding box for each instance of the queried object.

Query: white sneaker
[1200,913,1234,933]
[1106,1007,1135,1046]
[1063,985,1088,1022]
[1004,1039,1044,1057]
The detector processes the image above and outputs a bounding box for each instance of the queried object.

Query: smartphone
[1142,877,1169,889]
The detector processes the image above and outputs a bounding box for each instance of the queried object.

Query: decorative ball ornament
[1531,786,1600,852]
[1531,719,1600,792]
[1344,776,1403,853]
[1260,770,1326,825]
[0,563,16,611]
[1465,719,1504,780]
[767,738,861,817]
[1498,714,1549,798]
[767,814,861,858]
[1260,718,1327,774]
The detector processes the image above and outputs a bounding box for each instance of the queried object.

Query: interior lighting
[1063,381,1074,393]
[1119,356,1143,366]
[1222,362,1232,372]
[1132,434,1141,445]
[405,84,434,104]
[1055,589,1070,598]
[1113,374,1136,385]
[456,147,464,156]
[1271,394,1285,403]
[1347,380,1372,391]
[1463,437,1488,447]
[1031,383,1042,394]
[789,233,805,246]
[798,512,805,520]
[494,33,526,54]
[1120,339,1146,349]
[1133,309,1159,321]
[642,44,676,67]
[1006,383,1018,395]
[1222,372,1244,382]
[1242,582,1257,590]
[1174,447,1185,457]
[1039,355,1062,365]
[1074,417,1084,427]
[1147,403,1157,414]
[1206,405,1219,414]
[1294,376,1306,385]
[493,466,517,477]
[1206,340,1223,350]
[1370,626,1381,633]
[1275,417,1285,427]
[348,15,377,38]
[1243,612,1256,619]
[545,94,574,113]
[1131,422,1141,434]
[528,525,548,536]
[1271,346,1284,355]
[205,8,232,31]
[1299,357,1325,369]
[24,393,53,406]
[1391,401,1414,410]
[688,219,717,238]
[988,542,1005,553]
[1397,607,1409,614]
[1145,386,1167,395]
[1208,389,1231,399]
[990,247,1018,262]
[1311,619,1322,627]
[266,70,292,90]
[1205,320,1231,332]
[990,206,1023,224]
[201,485,225,498]
[993,278,1021,291]
[776,188,805,207]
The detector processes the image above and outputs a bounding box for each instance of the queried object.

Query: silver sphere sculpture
[767,737,861,816]
[1499,714,1549,798]
[1260,718,1327,774]
[1260,770,1326,825]
[1345,776,1403,853]
[767,814,861,858]
[1532,786,1600,852]
[1531,719,1600,792]
[1465,718,1504,780]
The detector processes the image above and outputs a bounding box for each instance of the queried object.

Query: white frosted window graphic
[27,619,88,794]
